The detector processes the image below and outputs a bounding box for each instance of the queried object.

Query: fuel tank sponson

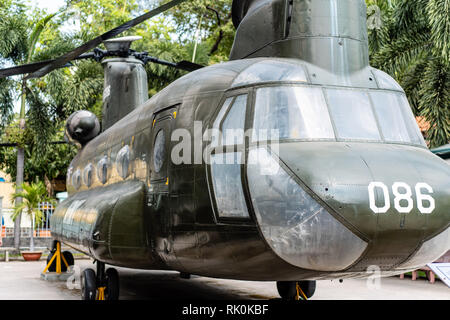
[230,0,369,74]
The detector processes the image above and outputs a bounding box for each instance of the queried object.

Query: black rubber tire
[62,251,74,269]
[276,281,297,300]
[105,268,120,300]
[81,268,97,300]
[297,280,316,299]
[276,281,316,300]
[46,251,74,272]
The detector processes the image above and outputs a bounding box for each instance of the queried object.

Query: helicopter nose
[247,142,450,272]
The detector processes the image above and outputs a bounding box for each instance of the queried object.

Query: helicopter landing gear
[276,281,316,300]
[81,261,120,300]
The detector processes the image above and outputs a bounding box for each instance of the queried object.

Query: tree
[367,0,450,148]
[0,0,75,251]
[155,0,234,63]
[0,123,77,192]
[11,181,53,252]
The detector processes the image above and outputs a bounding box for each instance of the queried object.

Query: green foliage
[2,118,34,148]
[157,0,234,61]
[11,181,53,226]
[367,0,450,148]
[0,125,77,184]
[1,0,446,189]
[0,78,14,133]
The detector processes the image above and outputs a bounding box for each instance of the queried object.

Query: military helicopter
[1,0,449,301]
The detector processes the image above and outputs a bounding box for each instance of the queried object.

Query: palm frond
[426,0,450,63]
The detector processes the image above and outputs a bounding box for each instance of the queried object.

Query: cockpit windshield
[252,86,426,147]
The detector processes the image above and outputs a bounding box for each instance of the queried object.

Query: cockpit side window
[253,86,334,141]
[221,94,247,146]
[397,95,427,147]
[370,92,415,144]
[326,89,381,141]
[208,93,251,220]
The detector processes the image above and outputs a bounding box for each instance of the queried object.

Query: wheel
[62,251,74,270]
[276,281,297,300]
[297,280,316,299]
[105,268,120,300]
[81,268,97,300]
[276,281,316,300]
[46,251,74,272]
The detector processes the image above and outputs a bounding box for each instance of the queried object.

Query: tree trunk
[14,81,26,252]
[44,174,54,198]
[30,213,34,252]
[14,143,25,251]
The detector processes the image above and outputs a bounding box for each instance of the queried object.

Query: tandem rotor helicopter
[1,0,449,300]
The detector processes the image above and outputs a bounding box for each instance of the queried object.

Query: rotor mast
[230,0,369,75]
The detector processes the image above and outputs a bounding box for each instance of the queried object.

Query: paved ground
[0,259,448,300]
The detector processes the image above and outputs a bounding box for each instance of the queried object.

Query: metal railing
[0,202,54,238]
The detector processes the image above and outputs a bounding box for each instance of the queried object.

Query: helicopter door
[150,107,177,189]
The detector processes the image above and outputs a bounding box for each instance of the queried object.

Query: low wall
[1,237,53,249]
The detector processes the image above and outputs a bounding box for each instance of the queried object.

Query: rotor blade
[0,141,68,147]
[143,56,204,72]
[0,60,55,78]
[175,60,204,72]
[25,0,188,80]
[0,53,97,79]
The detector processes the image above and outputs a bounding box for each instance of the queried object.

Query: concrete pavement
[0,260,448,300]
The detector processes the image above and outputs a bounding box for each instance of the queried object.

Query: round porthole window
[116,145,131,179]
[153,130,165,173]
[97,156,109,184]
[72,169,81,189]
[83,163,94,187]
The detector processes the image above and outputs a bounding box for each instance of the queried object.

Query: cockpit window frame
[206,88,256,225]
[248,82,427,149]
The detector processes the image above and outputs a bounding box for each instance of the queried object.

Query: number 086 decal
[368,182,435,214]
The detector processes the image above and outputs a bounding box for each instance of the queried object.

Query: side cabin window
[97,156,109,184]
[83,163,94,187]
[209,94,250,220]
[116,145,131,179]
[72,169,81,190]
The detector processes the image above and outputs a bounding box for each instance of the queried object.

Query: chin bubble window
[246,147,367,271]
[398,227,450,269]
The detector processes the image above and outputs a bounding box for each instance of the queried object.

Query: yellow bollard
[42,241,70,274]
[97,287,106,300]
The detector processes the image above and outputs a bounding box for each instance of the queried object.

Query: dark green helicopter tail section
[51,180,162,269]
[230,0,369,74]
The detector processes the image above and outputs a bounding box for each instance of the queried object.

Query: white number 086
[368,182,435,214]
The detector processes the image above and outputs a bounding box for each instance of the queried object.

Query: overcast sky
[30,0,65,12]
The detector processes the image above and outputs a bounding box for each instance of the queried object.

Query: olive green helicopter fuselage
[51,0,450,281]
